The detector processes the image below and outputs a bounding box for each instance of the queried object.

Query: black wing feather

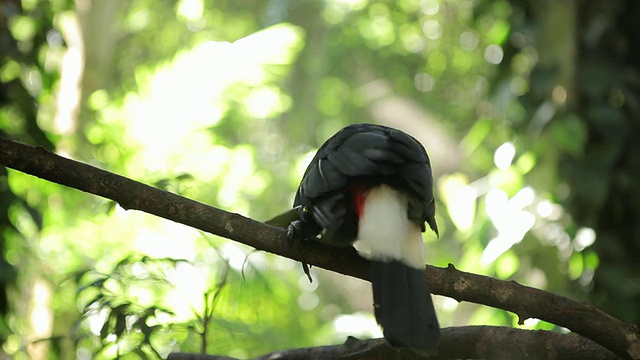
[292,123,437,241]
[269,123,440,353]
[327,146,378,176]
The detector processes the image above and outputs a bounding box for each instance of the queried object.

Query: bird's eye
[302,205,309,213]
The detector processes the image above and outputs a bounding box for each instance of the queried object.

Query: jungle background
[0,0,638,359]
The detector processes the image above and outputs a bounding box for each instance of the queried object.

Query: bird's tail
[371,259,440,354]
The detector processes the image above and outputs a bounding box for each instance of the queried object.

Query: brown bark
[169,326,619,360]
[0,136,638,359]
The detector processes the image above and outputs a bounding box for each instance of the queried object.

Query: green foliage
[558,2,640,321]
[73,249,330,359]
[75,256,182,358]
[1,0,638,358]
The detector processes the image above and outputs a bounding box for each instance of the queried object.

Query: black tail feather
[371,260,440,354]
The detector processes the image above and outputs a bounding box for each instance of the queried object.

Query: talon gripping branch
[270,123,440,354]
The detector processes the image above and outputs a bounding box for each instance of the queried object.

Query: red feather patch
[351,185,368,218]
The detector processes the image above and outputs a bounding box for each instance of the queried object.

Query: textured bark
[169,326,619,360]
[0,136,638,359]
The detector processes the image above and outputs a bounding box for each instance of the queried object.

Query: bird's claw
[286,220,303,240]
[285,220,317,283]
[287,220,320,242]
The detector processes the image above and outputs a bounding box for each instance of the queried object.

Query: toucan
[268,123,440,354]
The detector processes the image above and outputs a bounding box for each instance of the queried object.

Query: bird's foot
[286,220,320,241]
[286,220,319,283]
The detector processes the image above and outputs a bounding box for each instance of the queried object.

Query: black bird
[268,123,440,354]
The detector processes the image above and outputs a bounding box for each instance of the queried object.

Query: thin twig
[1,137,638,359]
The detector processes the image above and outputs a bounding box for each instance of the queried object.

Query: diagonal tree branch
[1,136,638,359]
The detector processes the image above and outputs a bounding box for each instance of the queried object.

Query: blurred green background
[1,0,638,358]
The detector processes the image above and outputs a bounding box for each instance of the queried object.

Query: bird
[267,123,440,354]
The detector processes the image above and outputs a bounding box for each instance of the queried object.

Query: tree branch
[1,136,638,359]
[168,326,618,360]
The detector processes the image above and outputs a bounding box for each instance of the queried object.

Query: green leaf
[114,314,127,338]
[551,115,587,157]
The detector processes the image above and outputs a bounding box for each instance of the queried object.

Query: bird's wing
[292,123,436,234]
[264,206,301,227]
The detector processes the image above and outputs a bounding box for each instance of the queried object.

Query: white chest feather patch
[355,185,425,269]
